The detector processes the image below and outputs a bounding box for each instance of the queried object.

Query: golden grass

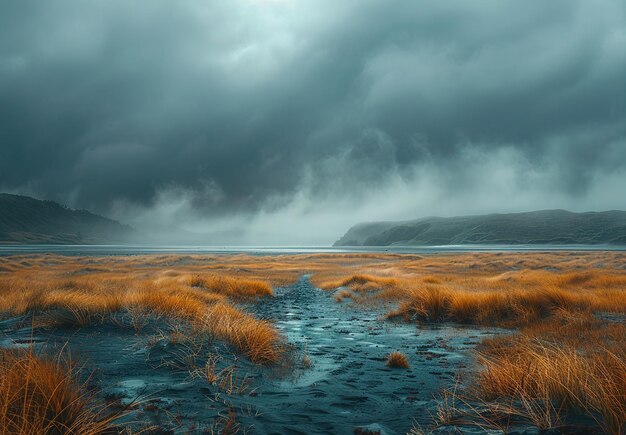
[311,254,626,432]
[386,351,410,369]
[0,270,282,364]
[322,270,626,327]
[4,251,625,289]
[1,251,625,431]
[201,302,283,364]
[0,347,118,434]
[477,344,625,433]
[474,313,626,434]
[186,274,273,299]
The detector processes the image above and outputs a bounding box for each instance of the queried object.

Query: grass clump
[474,314,626,434]
[186,274,273,299]
[0,347,119,435]
[386,351,410,369]
[201,302,283,364]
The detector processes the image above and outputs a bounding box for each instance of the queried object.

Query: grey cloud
[0,0,625,242]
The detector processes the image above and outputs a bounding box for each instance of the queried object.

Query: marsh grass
[0,347,121,435]
[386,351,410,369]
[319,262,625,433]
[471,313,626,434]
[476,344,624,433]
[186,275,273,299]
[200,302,283,364]
[0,272,283,364]
[323,271,626,327]
[192,353,253,396]
[430,332,625,434]
[1,252,625,432]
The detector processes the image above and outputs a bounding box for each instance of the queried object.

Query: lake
[1,244,625,256]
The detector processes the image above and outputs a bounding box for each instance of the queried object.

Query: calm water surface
[1,244,625,256]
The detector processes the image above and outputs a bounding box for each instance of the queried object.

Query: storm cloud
[1,0,625,243]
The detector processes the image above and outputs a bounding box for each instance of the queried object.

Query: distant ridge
[334,210,626,246]
[0,193,134,244]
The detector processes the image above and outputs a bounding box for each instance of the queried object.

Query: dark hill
[0,193,135,244]
[334,210,626,246]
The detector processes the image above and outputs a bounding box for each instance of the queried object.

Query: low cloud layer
[1,0,625,244]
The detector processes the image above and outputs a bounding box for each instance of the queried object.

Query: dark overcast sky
[1,0,625,244]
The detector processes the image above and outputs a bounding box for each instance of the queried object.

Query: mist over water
[112,157,626,245]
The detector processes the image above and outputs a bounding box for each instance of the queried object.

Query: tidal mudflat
[0,252,624,434]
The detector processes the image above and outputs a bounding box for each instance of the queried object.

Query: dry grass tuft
[193,353,252,396]
[201,302,283,364]
[0,347,119,434]
[186,275,273,299]
[386,351,410,369]
[474,315,626,434]
[427,314,626,433]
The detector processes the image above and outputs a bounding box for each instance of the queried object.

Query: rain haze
[1,0,625,244]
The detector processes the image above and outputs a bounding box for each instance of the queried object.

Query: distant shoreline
[2,244,626,257]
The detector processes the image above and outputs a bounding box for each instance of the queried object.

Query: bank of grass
[0,347,119,434]
[322,270,626,327]
[0,264,282,433]
[471,313,626,434]
[0,272,282,364]
[323,270,626,433]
